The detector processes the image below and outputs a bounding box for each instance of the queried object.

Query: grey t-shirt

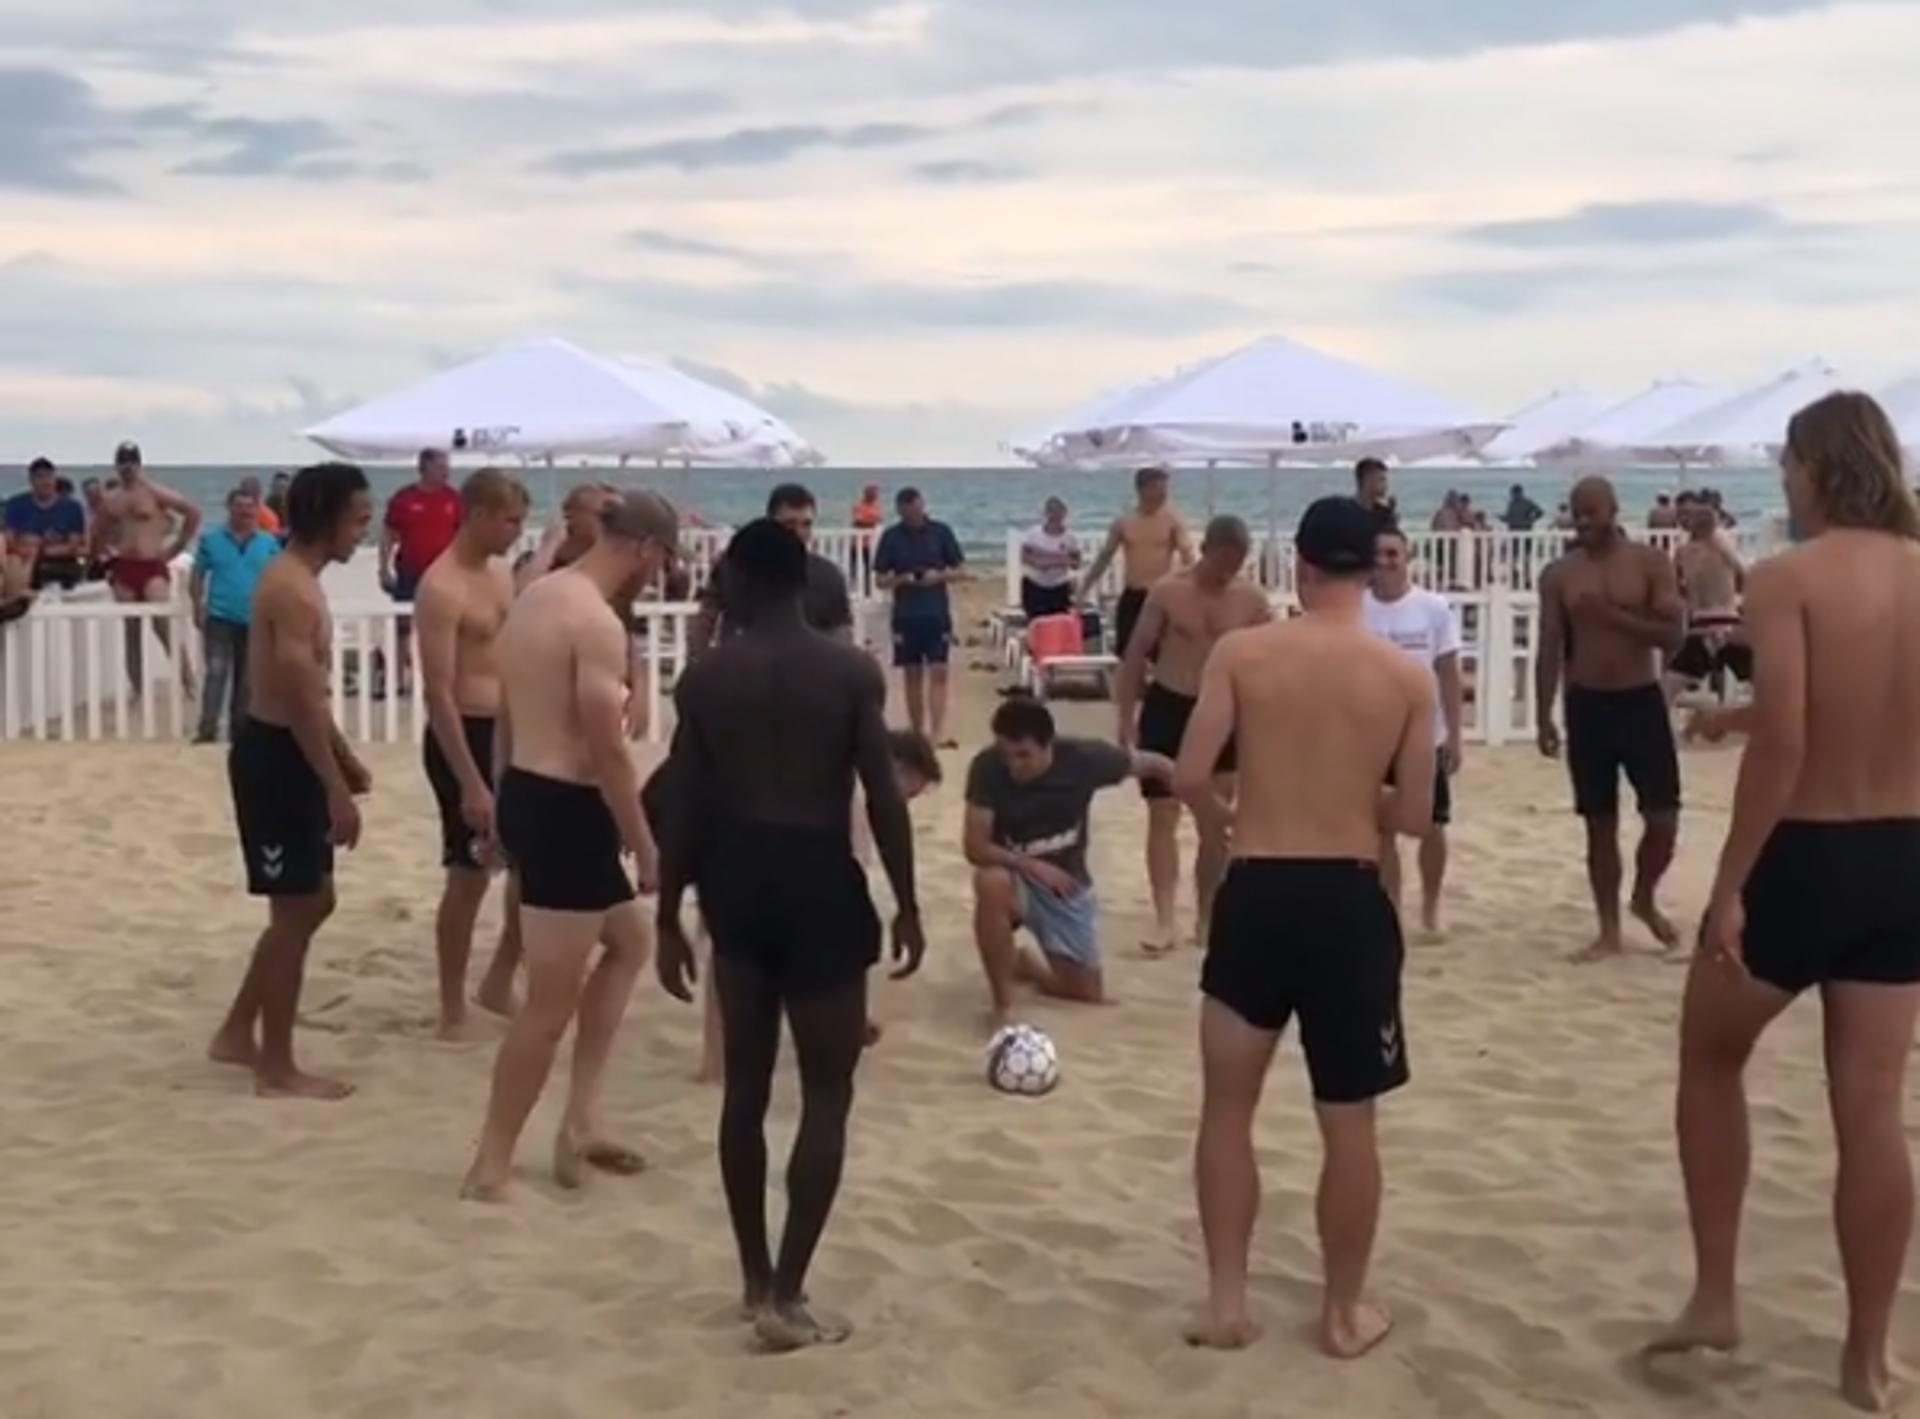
[702,552,854,638]
[965,737,1134,886]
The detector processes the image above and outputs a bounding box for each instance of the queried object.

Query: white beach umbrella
[1044,335,1503,467]
[1476,389,1612,465]
[304,337,693,462]
[1880,376,1920,458]
[607,355,821,468]
[1628,359,1848,465]
[1010,380,1162,468]
[1534,379,1729,465]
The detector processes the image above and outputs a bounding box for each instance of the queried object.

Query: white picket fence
[516,525,883,601]
[1003,523,1781,606]
[1,598,704,747]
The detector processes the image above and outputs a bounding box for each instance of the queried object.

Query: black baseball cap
[1295,496,1378,573]
[114,441,142,467]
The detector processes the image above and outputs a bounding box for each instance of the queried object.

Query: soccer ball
[987,1024,1061,1097]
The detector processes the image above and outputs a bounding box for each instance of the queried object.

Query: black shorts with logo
[229,720,333,897]
[1741,820,1920,994]
[423,715,496,870]
[1564,683,1681,819]
[1203,859,1409,1104]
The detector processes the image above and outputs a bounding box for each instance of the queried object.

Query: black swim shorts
[1202,858,1409,1104]
[697,821,881,996]
[1137,682,1234,800]
[1669,633,1753,684]
[1563,683,1681,819]
[1386,751,1453,827]
[423,715,495,870]
[1113,587,1149,658]
[228,719,333,897]
[1740,820,1920,994]
[497,768,633,913]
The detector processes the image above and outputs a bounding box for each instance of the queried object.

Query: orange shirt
[255,504,282,534]
[852,497,882,530]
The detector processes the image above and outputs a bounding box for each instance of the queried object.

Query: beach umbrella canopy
[1534,378,1728,465]
[305,337,817,467]
[1028,335,1504,468]
[1881,376,1920,458]
[1010,380,1160,468]
[1476,389,1612,465]
[1627,359,1848,464]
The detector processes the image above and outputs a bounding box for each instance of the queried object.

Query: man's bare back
[1541,538,1680,691]
[419,556,512,717]
[498,571,626,784]
[1140,572,1269,697]
[1769,533,1920,820]
[1215,618,1434,860]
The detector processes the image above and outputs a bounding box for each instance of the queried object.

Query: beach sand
[0,597,1899,1419]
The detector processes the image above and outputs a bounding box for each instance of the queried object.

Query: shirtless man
[1117,515,1271,954]
[1176,495,1435,1360]
[414,470,528,1040]
[208,463,374,1101]
[1650,393,1920,1414]
[513,482,610,591]
[462,492,678,1201]
[655,519,924,1352]
[1667,492,1749,700]
[104,442,202,695]
[1535,476,1686,961]
[1078,466,1193,657]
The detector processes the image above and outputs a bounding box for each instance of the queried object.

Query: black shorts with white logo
[1203,858,1409,1104]
[423,715,495,870]
[229,720,333,897]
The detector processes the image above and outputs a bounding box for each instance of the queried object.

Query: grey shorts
[1015,877,1101,971]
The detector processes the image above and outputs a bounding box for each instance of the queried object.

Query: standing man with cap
[379,449,462,700]
[1177,495,1435,1361]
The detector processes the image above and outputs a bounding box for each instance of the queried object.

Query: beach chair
[1018,613,1118,700]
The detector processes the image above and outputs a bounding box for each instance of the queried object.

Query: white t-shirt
[1020,526,1082,588]
[1363,587,1461,744]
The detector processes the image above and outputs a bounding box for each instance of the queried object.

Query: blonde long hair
[1785,392,1920,540]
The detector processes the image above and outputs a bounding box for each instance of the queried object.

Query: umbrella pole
[1266,453,1280,586]
[1206,460,1218,517]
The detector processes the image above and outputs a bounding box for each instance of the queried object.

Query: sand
[0,602,1900,1419]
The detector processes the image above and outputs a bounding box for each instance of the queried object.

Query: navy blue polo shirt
[874,519,964,624]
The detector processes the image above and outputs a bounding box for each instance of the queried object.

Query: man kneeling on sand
[963,696,1172,1025]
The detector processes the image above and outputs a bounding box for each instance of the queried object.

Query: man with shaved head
[1117,514,1272,954]
[1536,475,1687,961]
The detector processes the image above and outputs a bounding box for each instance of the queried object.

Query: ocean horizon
[50,462,1784,564]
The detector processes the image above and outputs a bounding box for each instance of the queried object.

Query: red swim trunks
[109,557,171,596]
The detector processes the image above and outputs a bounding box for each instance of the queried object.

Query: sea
[78,464,1785,564]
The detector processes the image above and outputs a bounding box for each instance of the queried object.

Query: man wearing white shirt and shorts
[1018,498,1082,621]
[1364,524,1464,935]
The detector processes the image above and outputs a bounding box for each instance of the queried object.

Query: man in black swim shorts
[209,463,374,1101]
[1651,394,1920,1413]
[656,518,925,1353]
[1117,515,1270,954]
[1536,476,1687,962]
[462,492,679,1202]
[414,469,528,1040]
[1173,496,1437,1362]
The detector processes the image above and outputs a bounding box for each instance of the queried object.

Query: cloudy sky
[3,0,1916,465]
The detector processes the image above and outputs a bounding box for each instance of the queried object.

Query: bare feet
[254,1068,354,1101]
[693,1059,722,1085]
[1183,1312,1263,1350]
[1569,935,1624,965]
[1643,1295,1740,1356]
[1321,1300,1393,1360]
[459,1165,510,1203]
[474,983,518,1021]
[1420,900,1442,937]
[1631,896,1681,951]
[555,1125,647,1189]
[207,1030,257,1068]
[1141,928,1177,959]
[435,1013,487,1043]
[754,1300,852,1353]
[1841,1343,1896,1413]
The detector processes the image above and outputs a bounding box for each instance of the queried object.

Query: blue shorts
[1015,877,1101,971]
[893,616,952,668]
